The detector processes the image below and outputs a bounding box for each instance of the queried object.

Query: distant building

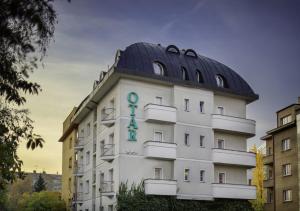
[262,97,300,211]
[61,42,258,211]
[58,107,78,210]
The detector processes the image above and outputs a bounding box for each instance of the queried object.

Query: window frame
[184,133,190,146]
[155,96,163,105]
[282,138,291,151]
[218,172,226,184]
[154,167,163,180]
[199,101,204,113]
[282,163,292,176]
[184,168,190,182]
[200,170,205,182]
[217,139,225,149]
[153,62,165,76]
[283,189,292,202]
[154,130,163,142]
[184,99,190,112]
[200,135,205,148]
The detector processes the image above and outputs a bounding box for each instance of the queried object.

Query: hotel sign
[127,92,138,141]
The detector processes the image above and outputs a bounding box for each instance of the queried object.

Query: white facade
[71,75,256,211]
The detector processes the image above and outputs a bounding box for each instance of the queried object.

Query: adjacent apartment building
[262,98,300,211]
[61,42,258,211]
[59,107,78,209]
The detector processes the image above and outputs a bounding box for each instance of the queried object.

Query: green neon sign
[127,92,139,141]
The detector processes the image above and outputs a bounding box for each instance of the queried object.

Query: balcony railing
[263,179,274,188]
[144,141,177,160]
[144,179,177,196]
[263,154,273,165]
[100,181,114,196]
[73,163,84,176]
[73,192,83,202]
[212,183,256,200]
[100,144,115,162]
[212,148,256,168]
[211,114,255,137]
[101,108,115,127]
[74,137,84,150]
[144,104,177,123]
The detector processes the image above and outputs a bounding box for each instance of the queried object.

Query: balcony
[263,155,273,165]
[101,108,115,127]
[212,148,256,168]
[144,179,177,196]
[144,141,176,160]
[263,179,274,188]
[73,192,83,203]
[212,114,255,137]
[74,137,84,150]
[144,104,176,124]
[100,144,115,162]
[212,183,256,200]
[73,163,84,176]
[100,181,114,197]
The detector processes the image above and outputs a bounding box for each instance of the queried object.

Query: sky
[19,0,300,174]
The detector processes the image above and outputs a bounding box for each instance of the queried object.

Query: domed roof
[115,42,258,102]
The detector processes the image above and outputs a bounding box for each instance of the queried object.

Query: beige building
[262,98,300,211]
[59,107,78,210]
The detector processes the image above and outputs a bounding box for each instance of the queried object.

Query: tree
[33,174,46,192]
[250,145,265,211]
[0,0,63,189]
[18,191,66,211]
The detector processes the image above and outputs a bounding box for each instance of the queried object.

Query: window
[69,157,72,168]
[184,169,190,181]
[69,137,72,149]
[154,168,163,179]
[181,67,189,80]
[283,189,292,202]
[108,205,113,211]
[200,135,205,147]
[85,180,89,193]
[281,115,292,125]
[218,172,226,184]
[100,206,104,211]
[200,170,205,182]
[268,168,273,179]
[283,164,292,176]
[267,188,273,203]
[153,62,165,76]
[100,140,105,155]
[196,70,204,83]
[217,106,224,115]
[80,129,84,137]
[217,139,225,149]
[93,109,97,122]
[155,96,163,105]
[184,133,190,146]
[282,138,291,151]
[199,101,204,113]
[184,99,190,111]
[154,131,163,142]
[216,74,226,88]
[68,177,71,190]
[267,147,272,156]
[86,123,91,136]
[86,151,90,165]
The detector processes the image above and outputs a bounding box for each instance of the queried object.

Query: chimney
[298,97,300,104]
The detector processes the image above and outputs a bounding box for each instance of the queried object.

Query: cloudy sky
[19,0,300,174]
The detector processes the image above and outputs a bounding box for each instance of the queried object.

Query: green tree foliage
[33,174,46,192]
[0,185,8,211]
[18,191,66,211]
[0,0,62,189]
[117,182,254,211]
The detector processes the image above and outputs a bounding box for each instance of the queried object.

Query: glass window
[200,135,205,147]
[281,115,292,125]
[199,101,204,113]
[154,168,163,179]
[267,188,273,203]
[218,172,225,184]
[85,180,89,193]
[154,131,163,142]
[184,99,190,111]
[196,70,204,83]
[184,133,190,146]
[181,67,188,80]
[217,106,224,115]
[283,164,292,176]
[282,138,291,151]
[200,170,205,182]
[283,189,292,202]
[69,157,72,168]
[86,151,90,165]
[216,75,225,87]
[217,139,225,149]
[153,62,165,76]
[184,169,190,181]
[86,123,91,136]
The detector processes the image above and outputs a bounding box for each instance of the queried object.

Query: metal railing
[101,108,115,121]
[73,163,84,175]
[100,181,114,192]
[100,144,115,157]
[74,137,84,148]
[73,192,83,201]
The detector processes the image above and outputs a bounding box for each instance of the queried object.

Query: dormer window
[216,74,226,88]
[181,67,189,80]
[153,62,165,76]
[166,45,180,54]
[196,70,204,83]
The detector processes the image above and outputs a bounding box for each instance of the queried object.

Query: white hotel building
[69,43,258,211]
